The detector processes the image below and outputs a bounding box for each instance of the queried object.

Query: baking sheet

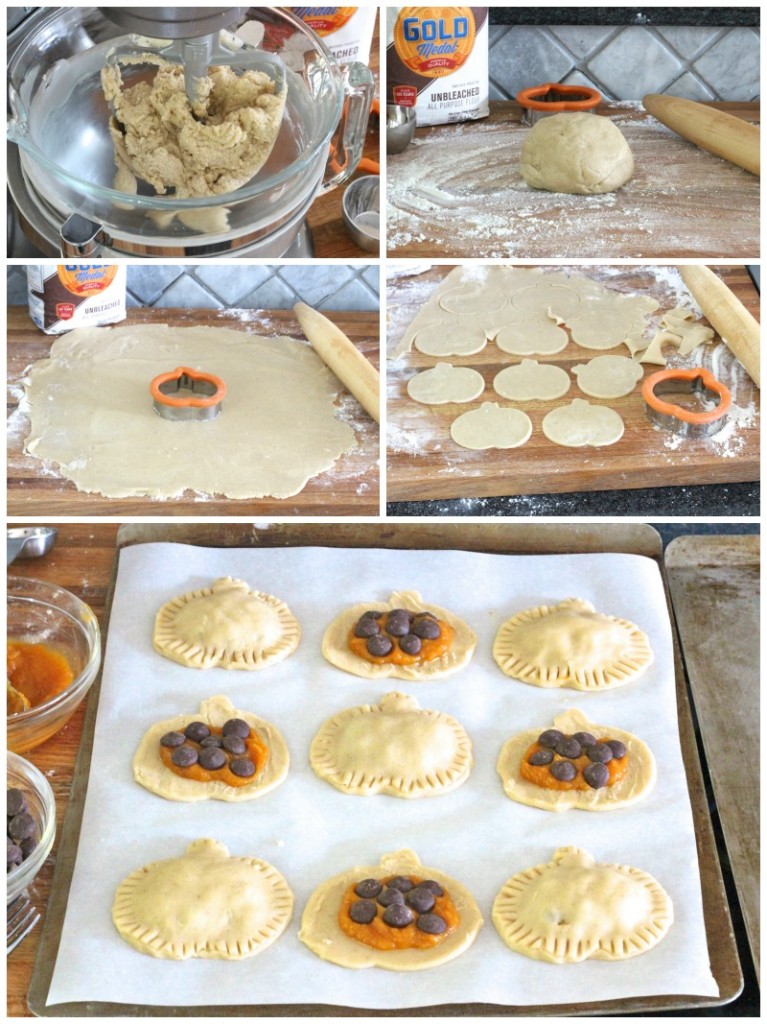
[46,544,718,1009]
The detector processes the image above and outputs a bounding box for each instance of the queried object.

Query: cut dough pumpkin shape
[495,317,569,356]
[493,598,654,690]
[413,321,487,357]
[450,402,532,450]
[407,362,485,405]
[133,695,289,802]
[112,838,293,960]
[542,398,624,447]
[322,590,477,681]
[439,285,508,316]
[493,359,570,401]
[153,577,300,670]
[496,708,656,811]
[299,848,483,970]
[572,355,644,399]
[492,846,673,963]
[511,282,582,322]
[310,691,473,798]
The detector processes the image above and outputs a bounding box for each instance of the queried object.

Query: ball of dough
[520,113,634,195]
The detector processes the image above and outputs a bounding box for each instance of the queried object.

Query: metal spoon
[7,527,57,565]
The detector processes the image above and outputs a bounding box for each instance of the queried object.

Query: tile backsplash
[489,24,760,102]
[7,265,380,311]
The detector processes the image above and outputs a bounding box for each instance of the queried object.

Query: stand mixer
[7,6,374,258]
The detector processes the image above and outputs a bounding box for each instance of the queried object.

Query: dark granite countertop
[489,7,759,27]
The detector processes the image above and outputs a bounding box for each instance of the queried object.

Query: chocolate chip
[538,729,564,749]
[349,899,377,924]
[528,748,554,766]
[198,747,227,770]
[398,633,422,655]
[7,789,27,817]
[171,745,198,768]
[608,739,627,759]
[223,734,247,755]
[586,743,613,764]
[405,886,436,913]
[19,836,38,858]
[230,758,256,778]
[354,618,380,638]
[377,887,404,907]
[550,760,577,782]
[360,610,383,621]
[366,634,393,657]
[8,812,36,842]
[420,879,443,896]
[573,731,597,748]
[201,735,224,748]
[411,617,441,640]
[555,736,582,759]
[382,902,414,928]
[385,610,412,637]
[184,721,210,743]
[222,718,250,739]
[160,730,186,748]
[7,838,22,870]
[387,875,415,892]
[354,878,382,899]
[583,761,610,789]
[417,912,447,935]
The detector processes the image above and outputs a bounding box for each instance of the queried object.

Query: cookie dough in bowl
[520,112,635,195]
[132,695,289,802]
[497,708,656,811]
[153,577,300,670]
[321,590,477,681]
[299,848,483,970]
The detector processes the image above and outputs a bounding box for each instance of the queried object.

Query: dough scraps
[496,708,656,812]
[572,355,644,399]
[413,321,487,357]
[640,307,716,365]
[493,597,654,691]
[153,577,301,670]
[542,398,624,447]
[22,323,358,500]
[101,58,286,198]
[133,694,290,802]
[495,317,569,356]
[492,846,673,963]
[309,691,473,798]
[112,838,293,960]
[407,363,485,405]
[493,359,570,401]
[322,590,477,681]
[520,112,634,195]
[299,848,483,970]
[450,402,533,450]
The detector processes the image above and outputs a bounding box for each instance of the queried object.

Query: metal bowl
[342,175,380,253]
[386,104,416,154]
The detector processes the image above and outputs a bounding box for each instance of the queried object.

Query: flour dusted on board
[387,7,489,125]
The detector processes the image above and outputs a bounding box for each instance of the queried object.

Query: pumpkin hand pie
[322,590,477,681]
[493,597,653,690]
[132,695,289,802]
[493,846,673,963]
[497,708,656,812]
[310,691,473,798]
[299,849,482,971]
[153,576,300,670]
[113,839,293,960]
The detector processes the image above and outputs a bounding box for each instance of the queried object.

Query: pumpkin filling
[339,874,460,950]
[7,641,75,714]
[348,608,454,665]
[520,728,629,791]
[159,719,269,788]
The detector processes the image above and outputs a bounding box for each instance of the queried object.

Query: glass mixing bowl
[7,6,374,246]
[7,577,102,754]
[7,751,57,905]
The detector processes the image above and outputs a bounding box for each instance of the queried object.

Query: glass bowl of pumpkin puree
[8,577,101,753]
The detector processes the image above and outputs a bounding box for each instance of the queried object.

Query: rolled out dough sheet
[22,324,357,500]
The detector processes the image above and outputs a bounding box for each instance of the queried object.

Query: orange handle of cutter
[642,367,731,425]
[517,83,601,113]
[150,367,227,408]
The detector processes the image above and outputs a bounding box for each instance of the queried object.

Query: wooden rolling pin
[293,302,380,422]
[677,265,760,387]
[643,94,760,176]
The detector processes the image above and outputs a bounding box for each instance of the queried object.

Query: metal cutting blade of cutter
[150,366,227,421]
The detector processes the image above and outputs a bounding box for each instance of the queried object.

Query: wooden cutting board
[387,265,760,502]
[7,307,379,516]
[387,102,760,259]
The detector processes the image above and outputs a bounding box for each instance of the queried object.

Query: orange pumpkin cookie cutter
[150,367,226,421]
[517,83,602,124]
[642,367,731,437]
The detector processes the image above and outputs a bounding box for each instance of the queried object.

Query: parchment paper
[46,543,718,1009]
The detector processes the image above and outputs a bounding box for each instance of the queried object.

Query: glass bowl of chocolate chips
[7,751,56,905]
